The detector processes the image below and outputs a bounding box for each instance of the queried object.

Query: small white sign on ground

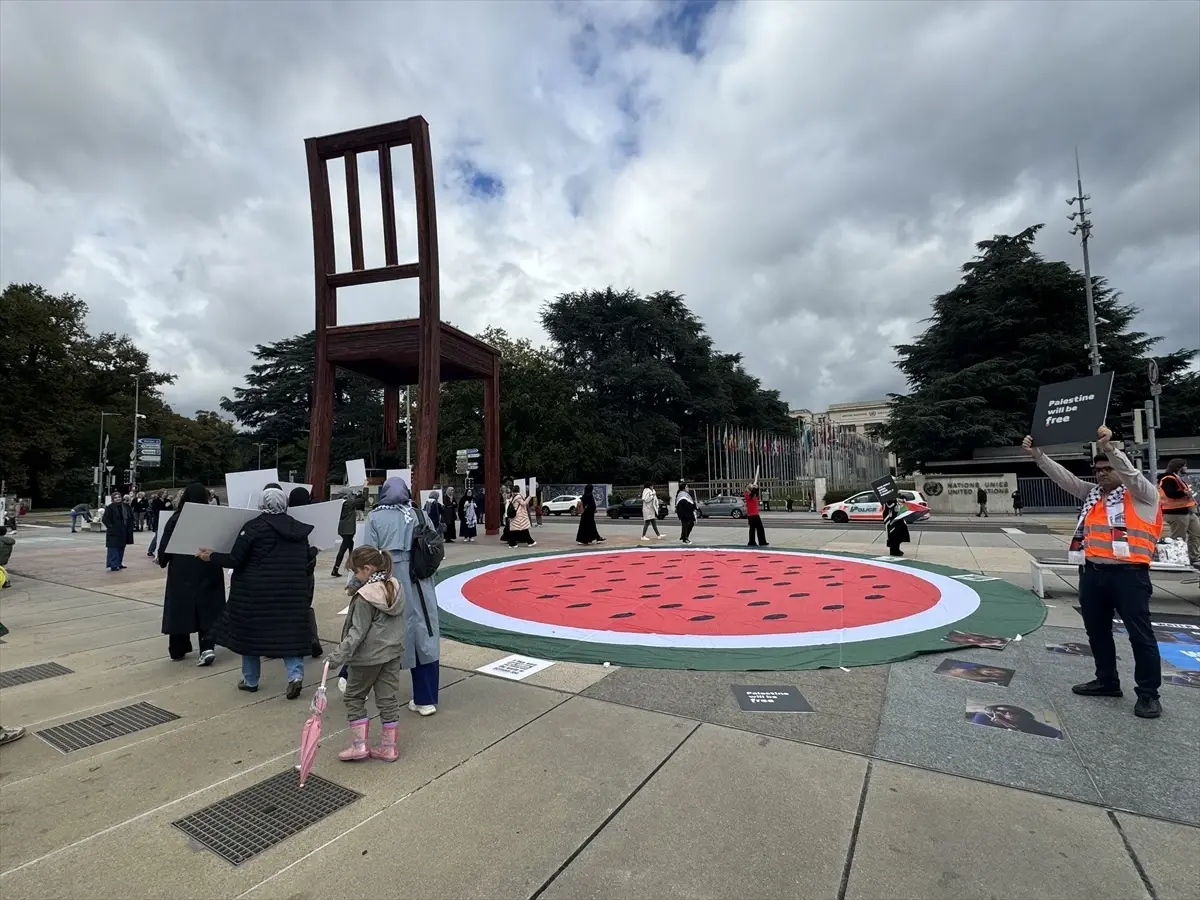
[953,574,1001,582]
[476,654,555,681]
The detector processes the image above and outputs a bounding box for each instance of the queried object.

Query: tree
[879,226,1197,472]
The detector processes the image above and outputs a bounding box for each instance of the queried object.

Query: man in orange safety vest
[1022,425,1164,719]
[1158,458,1200,567]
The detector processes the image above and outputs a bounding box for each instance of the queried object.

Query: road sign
[1148,359,1159,384]
[1150,383,1162,397]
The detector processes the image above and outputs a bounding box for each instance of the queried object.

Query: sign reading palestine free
[1030,372,1114,446]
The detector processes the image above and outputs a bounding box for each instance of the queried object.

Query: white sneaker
[196,649,216,667]
[408,700,437,716]
[657,533,666,540]
[641,536,651,542]
[529,541,538,547]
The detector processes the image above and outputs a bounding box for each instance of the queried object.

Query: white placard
[224,468,279,510]
[243,481,314,511]
[346,459,367,487]
[164,503,260,556]
[338,605,350,616]
[476,654,555,681]
[289,500,344,549]
[527,476,538,498]
[354,520,369,547]
[512,479,527,497]
[420,489,442,507]
[386,468,411,485]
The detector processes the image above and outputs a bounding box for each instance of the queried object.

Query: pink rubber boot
[369,721,399,762]
[338,718,370,761]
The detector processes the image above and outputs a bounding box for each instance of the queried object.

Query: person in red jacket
[744,482,768,547]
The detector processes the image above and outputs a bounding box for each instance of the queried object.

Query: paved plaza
[1,517,1197,899]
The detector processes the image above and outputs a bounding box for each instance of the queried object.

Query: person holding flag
[1022,425,1163,719]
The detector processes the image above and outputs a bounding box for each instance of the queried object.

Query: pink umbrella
[297,661,331,788]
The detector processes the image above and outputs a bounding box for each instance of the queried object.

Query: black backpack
[410,506,445,580]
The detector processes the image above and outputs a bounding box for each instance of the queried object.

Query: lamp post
[130,374,141,489]
[253,442,267,469]
[674,440,684,483]
[1067,148,1101,375]
[98,411,122,510]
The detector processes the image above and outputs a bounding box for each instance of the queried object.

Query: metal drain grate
[0,662,74,689]
[173,770,363,865]
[36,702,180,753]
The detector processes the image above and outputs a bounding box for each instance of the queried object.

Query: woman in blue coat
[364,476,441,715]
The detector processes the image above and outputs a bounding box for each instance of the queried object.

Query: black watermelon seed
[699,583,718,588]
[860,575,875,579]
[568,575,584,580]
[694,594,714,600]
[507,587,528,592]
[659,603,682,609]
[689,614,715,621]
[823,604,845,610]
[536,594,557,599]
[865,594,884,599]
[566,603,591,609]
[873,584,891,589]
[511,578,528,582]
[827,582,844,587]
[816,561,830,566]
[819,575,834,580]
[641,594,661,599]
[612,577,627,582]
[610,612,635,619]
[555,584,573,589]
[640,583,660,588]
[832,568,845,572]
[773,582,790,587]
[747,600,770,607]
[790,592,810,598]
[763,613,787,620]
[591,588,612,594]
[755,576,771,581]
[666,575,683,580]
[737,589,756,595]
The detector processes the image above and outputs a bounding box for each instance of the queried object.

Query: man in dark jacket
[675,484,697,545]
[200,487,318,699]
[976,485,988,517]
[331,491,363,578]
[132,492,149,531]
[147,491,172,557]
[101,492,134,571]
[70,502,93,533]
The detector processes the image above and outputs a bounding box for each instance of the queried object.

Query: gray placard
[731,684,813,713]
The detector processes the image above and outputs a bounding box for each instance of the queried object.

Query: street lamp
[253,442,267,469]
[97,412,122,509]
[1067,148,1101,375]
[673,440,684,483]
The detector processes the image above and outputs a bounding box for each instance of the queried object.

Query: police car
[821,490,931,524]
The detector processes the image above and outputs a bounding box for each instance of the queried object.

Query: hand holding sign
[1097,424,1113,449]
[1021,435,1035,455]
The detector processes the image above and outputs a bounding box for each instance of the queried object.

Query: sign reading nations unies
[1030,372,1115,446]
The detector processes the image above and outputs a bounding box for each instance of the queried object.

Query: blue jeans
[241,655,304,687]
[105,546,126,570]
[147,531,158,556]
[70,511,92,531]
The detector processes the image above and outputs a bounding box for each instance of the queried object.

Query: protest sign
[1031,372,1114,446]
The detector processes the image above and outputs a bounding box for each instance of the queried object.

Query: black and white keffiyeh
[1068,485,1127,563]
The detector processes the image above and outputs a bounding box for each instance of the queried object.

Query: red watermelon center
[460,550,941,636]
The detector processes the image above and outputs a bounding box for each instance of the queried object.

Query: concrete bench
[1030,558,1197,599]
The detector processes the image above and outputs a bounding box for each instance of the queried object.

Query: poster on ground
[965,700,1062,740]
[934,658,1015,686]
[165,504,260,555]
[1030,372,1114,446]
[730,685,813,713]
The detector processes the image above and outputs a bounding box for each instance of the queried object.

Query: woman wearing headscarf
[443,486,457,542]
[507,489,536,548]
[287,486,325,659]
[200,486,318,699]
[157,483,226,664]
[675,482,697,545]
[363,477,442,715]
[883,493,910,557]
[575,484,604,545]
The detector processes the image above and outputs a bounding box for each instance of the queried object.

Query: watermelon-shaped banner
[435,548,1046,671]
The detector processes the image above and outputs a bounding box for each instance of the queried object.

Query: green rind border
[435,546,1046,671]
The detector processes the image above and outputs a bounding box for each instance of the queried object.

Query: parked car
[821,490,931,524]
[606,497,668,519]
[541,494,583,516]
[697,494,747,519]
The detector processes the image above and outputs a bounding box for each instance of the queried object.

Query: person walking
[327,546,406,763]
[575,484,605,545]
[1158,459,1200,567]
[745,482,768,547]
[132,492,149,532]
[147,491,171,556]
[69,502,93,533]
[156,483,226,664]
[461,495,478,543]
[331,491,362,577]
[0,526,14,588]
[443,486,457,543]
[0,620,26,745]
[363,477,442,716]
[883,494,910,557]
[101,491,134,571]
[1023,426,1164,718]
[287,487,325,659]
[506,490,537,548]
[200,487,318,700]
[640,482,664,541]
[676,483,697,545]
[1011,488,1023,517]
[976,485,989,517]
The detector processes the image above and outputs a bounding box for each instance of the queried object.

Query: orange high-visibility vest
[1158,473,1196,512]
[1081,494,1162,564]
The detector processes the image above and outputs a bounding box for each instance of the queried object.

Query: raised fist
[1097,425,1113,444]
[1021,435,1034,454]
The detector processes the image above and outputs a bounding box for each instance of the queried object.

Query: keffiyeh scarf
[1069,485,1127,564]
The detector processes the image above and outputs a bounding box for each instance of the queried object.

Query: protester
[676,483,697,545]
[0,621,24,745]
[101,490,134,571]
[442,486,457,543]
[883,493,910,557]
[1023,426,1163,718]
[575,483,604,546]
[364,476,442,715]
[287,487,325,659]
[507,490,536,547]
[132,492,149,531]
[331,491,362,577]
[640,482,664,541]
[157,483,226,665]
[744,482,768,547]
[0,526,14,588]
[200,486,318,700]
[500,486,512,544]
[424,490,443,531]
[1158,459,1200,567]
[461,494,478,543]
[1011,488,1023,517]
[976,484,989,517]
[327,546,406,762]
[147,490,172,557]
[69,502,93,533]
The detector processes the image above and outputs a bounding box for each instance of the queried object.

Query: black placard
[1030,372,1114,446]
[871,475,898,505]
[731,684,813,713]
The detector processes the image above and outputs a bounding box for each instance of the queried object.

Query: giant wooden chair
[303,116,501,533]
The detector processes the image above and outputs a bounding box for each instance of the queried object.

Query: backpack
[410,507,445,580]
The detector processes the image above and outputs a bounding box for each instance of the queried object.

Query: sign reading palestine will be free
[1030,372,1115,446]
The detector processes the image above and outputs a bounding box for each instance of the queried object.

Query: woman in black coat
[101,491,134,571]
[157,483,226,664]
[200,487,318,699]
[575,484,605,545]
[287,486,324,659]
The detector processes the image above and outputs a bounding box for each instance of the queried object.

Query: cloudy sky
[2,0,1197,419]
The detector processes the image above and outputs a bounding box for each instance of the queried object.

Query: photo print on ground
[935,658,1016,687]
[1163,670,1200,688]
[944,631,1010,650]
[965,700,1062,740]
[1046,642,1095,656]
